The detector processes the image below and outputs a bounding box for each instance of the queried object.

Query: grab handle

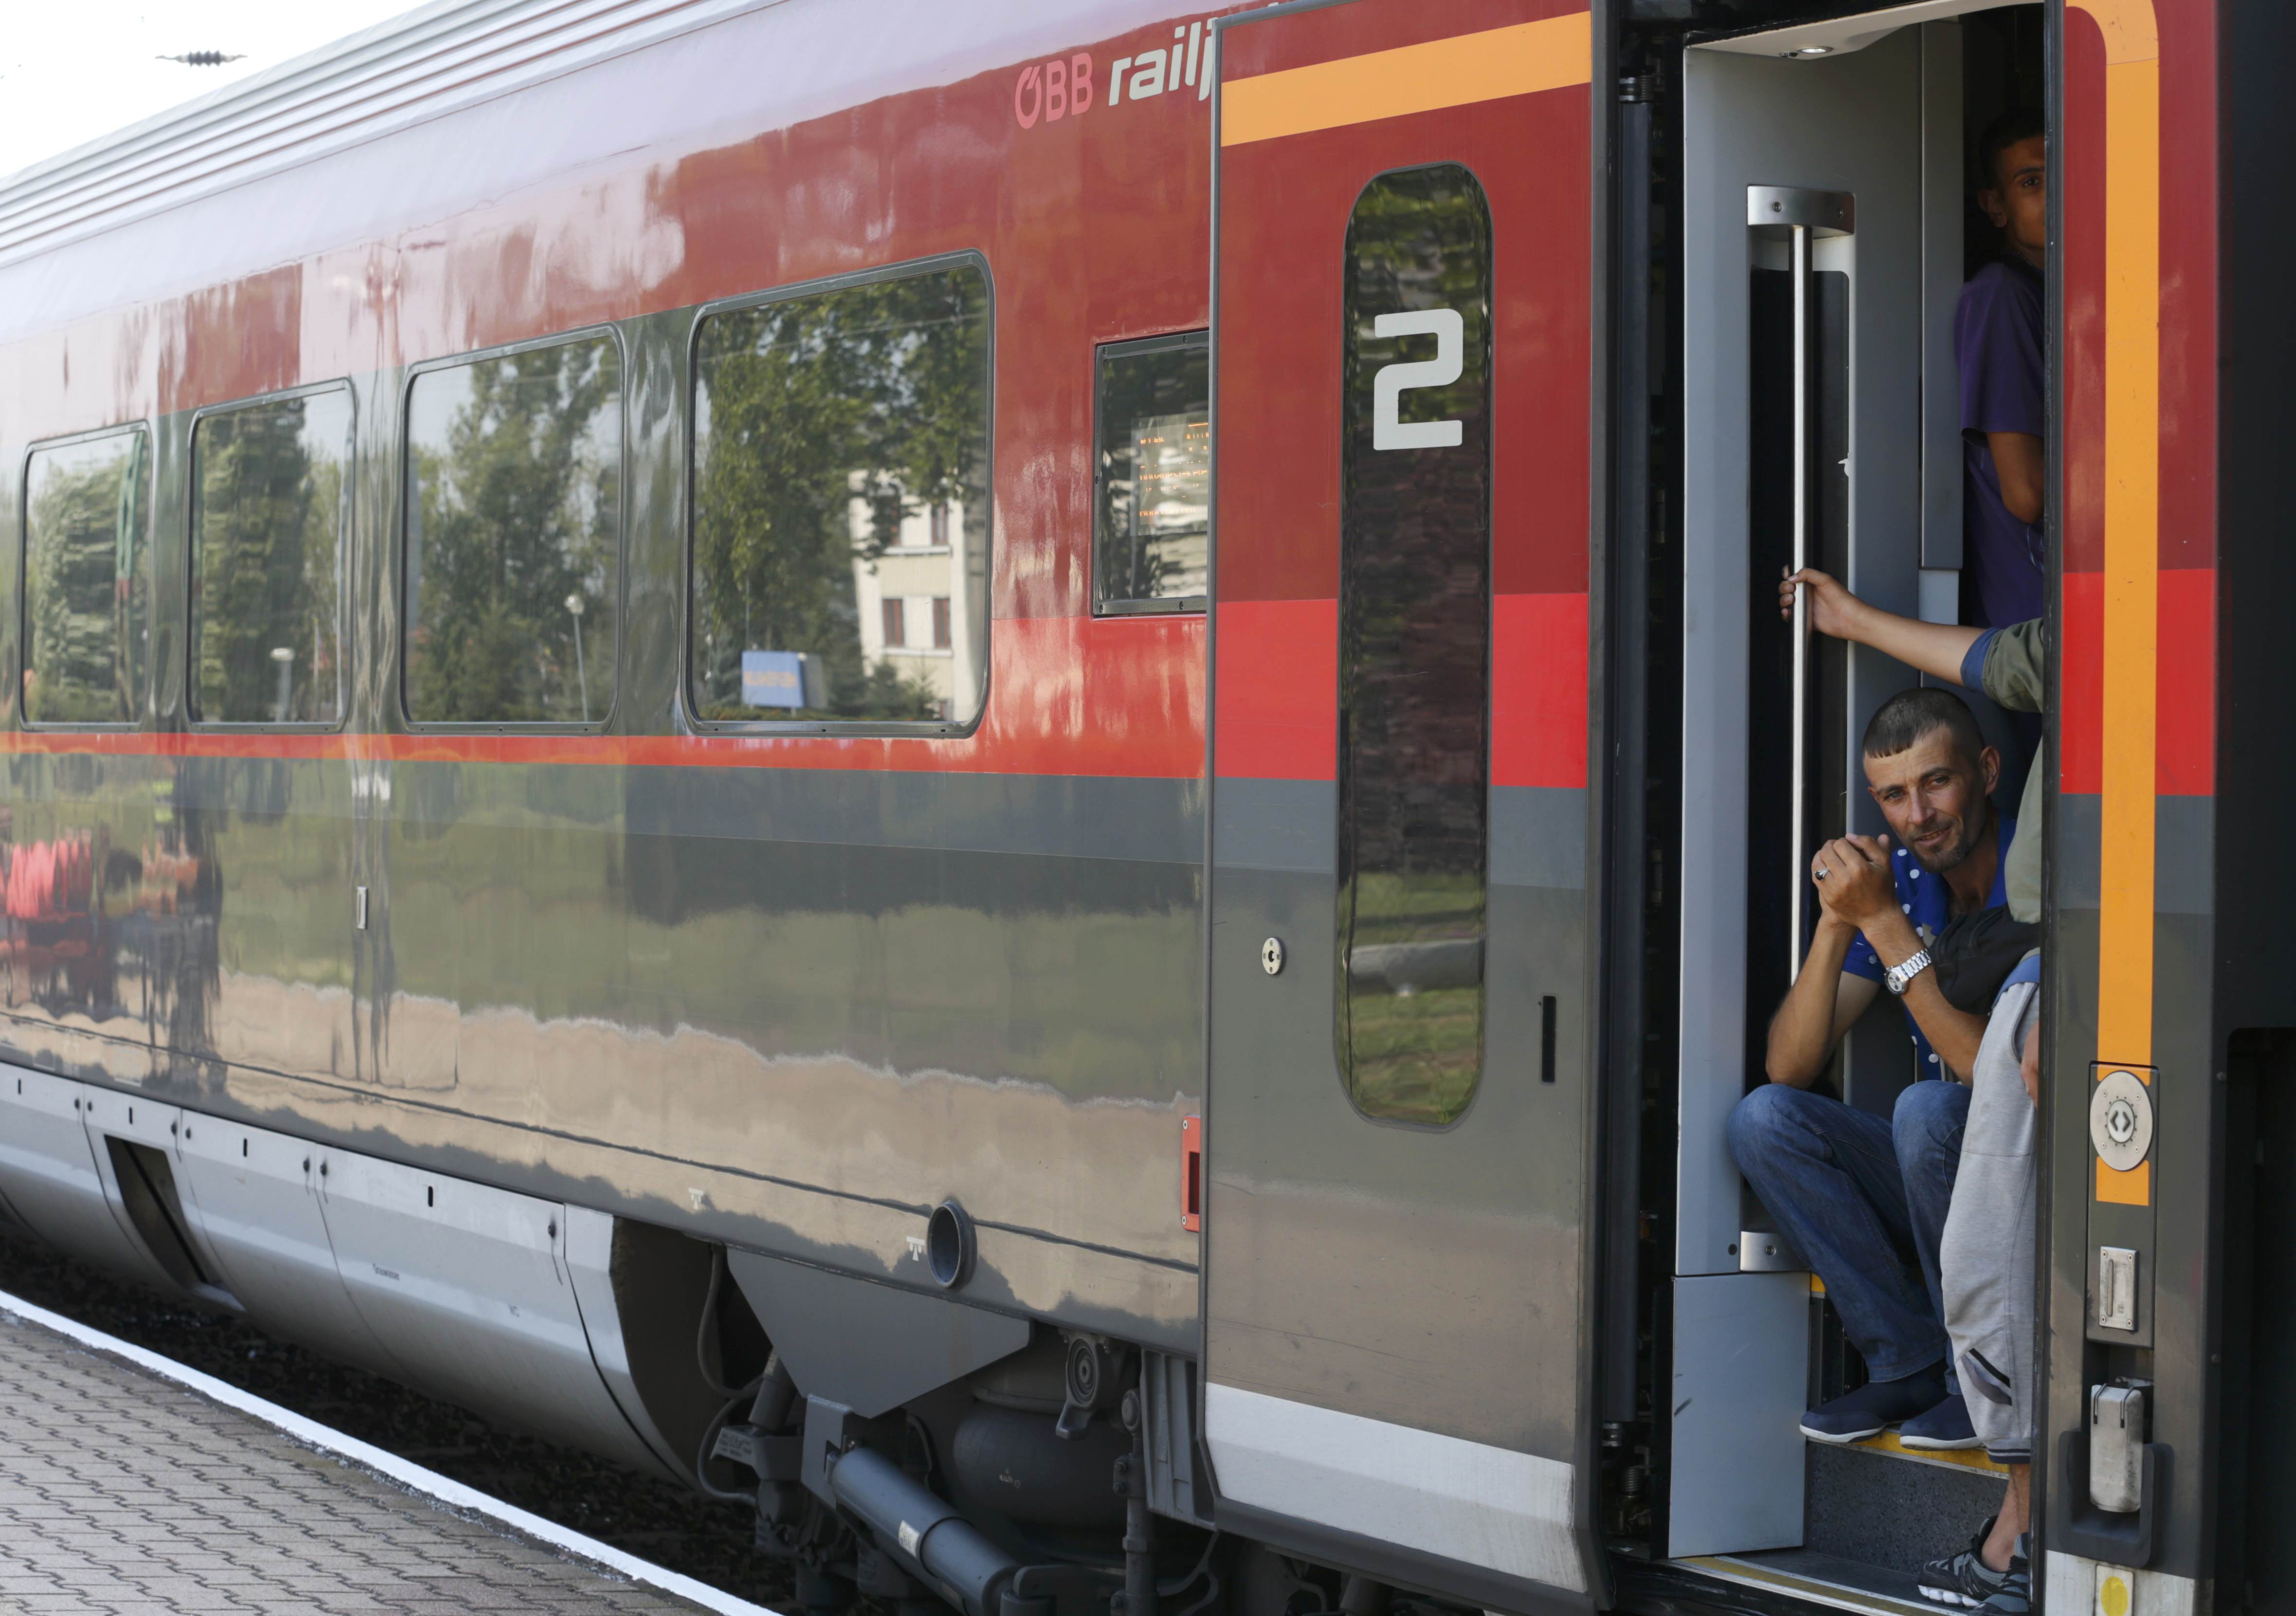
[1749,186,1853,981]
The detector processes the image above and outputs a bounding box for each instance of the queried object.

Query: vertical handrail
[1746,185,1852,986]
[1789,218,1812,984]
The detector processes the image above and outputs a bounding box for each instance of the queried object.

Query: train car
[0,1,2284,1615]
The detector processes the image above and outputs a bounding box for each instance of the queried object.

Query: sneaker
[1901,1393,1983,1450]
[1974,1536,2031,1615]
[1800,1365,1949,1444]
[1918,1517,2012,1608]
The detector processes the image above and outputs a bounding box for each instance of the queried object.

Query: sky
[0,0,423,183]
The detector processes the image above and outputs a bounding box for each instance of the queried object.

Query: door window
[1334,165,1493,1126]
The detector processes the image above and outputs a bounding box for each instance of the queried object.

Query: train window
[21,427,149,725]
[1093,331,1208,614]
[1334,165,1492,1127]
[402,334,622,725]
[689,259,990,726]
[189,389,354,725]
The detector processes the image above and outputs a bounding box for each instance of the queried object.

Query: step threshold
[1678,1548,1938,1616]
[1816,1428,2011,1477]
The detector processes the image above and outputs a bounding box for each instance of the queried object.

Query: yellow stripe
[1220,13,1592,147]
[2092,53,2160,1072]
[2097,1158,2151,1207]
[2069,0,2161,1098]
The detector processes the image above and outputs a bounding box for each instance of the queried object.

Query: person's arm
[1810,832,1990,1080]
[1987,431,2045,525]
[1781,569,1983,685]
[1765,914,1881,1087]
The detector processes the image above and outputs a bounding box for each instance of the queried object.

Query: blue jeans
[1728,1079,1967,1384]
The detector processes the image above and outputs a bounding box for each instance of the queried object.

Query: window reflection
[1335,166,1493,1127]
[1095,331,1209,613]
[23,429,148,724]
[404,337,622,724]
[191,391,353,724]
[689,263,991,725]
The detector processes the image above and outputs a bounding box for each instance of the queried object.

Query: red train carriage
[0,0,2282,1614]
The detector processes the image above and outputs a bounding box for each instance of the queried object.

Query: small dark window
[689,261,991,725]
[403,335,622,725]
[1093,331,1209,614]
[190,390,354,724]
[1334,165,1493,1128]
[932,596,952,650]
[23,428,149,724]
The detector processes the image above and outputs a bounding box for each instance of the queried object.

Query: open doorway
[1655,2,2048,1608]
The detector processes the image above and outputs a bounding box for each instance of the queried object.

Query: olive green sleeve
[1980,618,2046,716]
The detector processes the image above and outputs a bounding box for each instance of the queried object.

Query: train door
[1659,0,2053,1594]
[1668,14,1954,1560]
[1202,1,1599,1606]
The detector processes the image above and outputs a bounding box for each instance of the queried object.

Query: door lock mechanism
[1260,937,1285,976]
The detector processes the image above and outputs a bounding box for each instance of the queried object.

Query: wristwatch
[1884,948,1934,997]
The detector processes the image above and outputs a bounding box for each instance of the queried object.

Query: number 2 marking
[1371,309,1464,451]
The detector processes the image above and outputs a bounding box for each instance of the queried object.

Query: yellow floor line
[1836,1428,2010,1475]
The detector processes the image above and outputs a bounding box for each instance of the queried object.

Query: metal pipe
[825,1444,1019,1616]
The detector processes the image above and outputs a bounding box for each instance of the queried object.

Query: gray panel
[1213,777,1333,873]
[562,1207,689,1483]
[1491,786,1588,891]
[0,1066,174,1288]
[1677,32,1927,1277]
[725,1248,1031,1417]
[314,1147,664,1472]
[1666,1272,1809,1558]
[1205,866,1589,1457]
[173,1114,407,1380]
[2062,791,2212,919]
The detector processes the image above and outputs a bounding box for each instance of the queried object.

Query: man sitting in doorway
[1728,687,2015,1450]
[1782,566,2047,1614]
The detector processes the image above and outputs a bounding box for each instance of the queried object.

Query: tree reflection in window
[191,391,352,724]
[689,264,990,724]
[23,429,148,725]
[1335,165,1493,1127]
[404,337,621,724]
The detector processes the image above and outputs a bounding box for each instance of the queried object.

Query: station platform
[0,1292,770,1616]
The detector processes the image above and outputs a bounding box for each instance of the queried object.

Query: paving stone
[0,1314,731,1616]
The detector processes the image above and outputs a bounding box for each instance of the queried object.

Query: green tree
[25,431,145,724]
[192,395,349,723]
[405,339,621,723]
[690,268,988,721]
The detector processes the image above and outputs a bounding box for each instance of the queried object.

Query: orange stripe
[2096,1160,2151,1206]
[2070,0,2161,1076]
[1219,13,1592,147]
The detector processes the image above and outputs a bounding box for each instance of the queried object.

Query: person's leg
[1894,1079,1977,1447]
[1728,1083,1947,1379]
[1893,1078,1969,1322]
[1939,980,2040,1591]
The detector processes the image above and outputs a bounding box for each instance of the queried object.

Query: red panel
[1217,90,1591,604]
[2058,16,2107,582]
[0,613,1206,780]
[2061,570,2103,795]
[2155,0,2218,575]
[1491,592,1589,790]
[2156,567,2214,795]
[1212,597,1337,781]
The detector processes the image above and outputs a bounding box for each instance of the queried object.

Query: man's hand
[1813,834,1898,932]
[2020,1012,2041,1108]
[1781,567,1864,640]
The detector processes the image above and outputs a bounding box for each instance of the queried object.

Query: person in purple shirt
[1956,110,2048,632]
